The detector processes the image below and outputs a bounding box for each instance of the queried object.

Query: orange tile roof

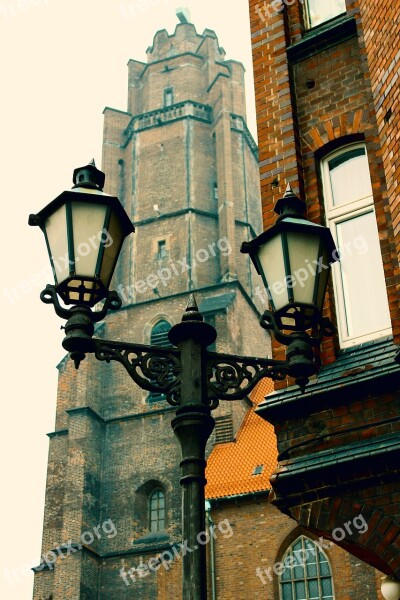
[205,378,278,500]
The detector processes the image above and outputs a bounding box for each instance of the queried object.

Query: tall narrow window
[321,143,391,347]
[148,320,173,402]
[213,183,219,201]
[149,489,165,532]
[164,88,173,107]
[158,240,168,260]
[305,0,346,28]
[280,536,334,600]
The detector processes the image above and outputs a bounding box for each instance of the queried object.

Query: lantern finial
[182,294,203,322]
[275,183,307,221]
[284,182,294,196]
[72,160,105,191]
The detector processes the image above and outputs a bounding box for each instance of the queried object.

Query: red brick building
[248,0,400,596]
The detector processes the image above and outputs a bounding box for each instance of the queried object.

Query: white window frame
[304,0,347,29]
[321,143,392,348]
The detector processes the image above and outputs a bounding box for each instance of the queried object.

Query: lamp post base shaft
[172,406,214,600]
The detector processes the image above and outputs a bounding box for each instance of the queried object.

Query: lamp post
[30,162,338,600]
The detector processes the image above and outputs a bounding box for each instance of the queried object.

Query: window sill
[287,15,357,64]
[339,327,393,350]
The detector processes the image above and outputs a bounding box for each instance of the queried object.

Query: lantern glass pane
[316,246,330,312]
[71,202,108,277]
[100,210,124,287]
[257,234,288,311]
[286,232,321,305]
[67,279,99,304]
[44,204,69,284]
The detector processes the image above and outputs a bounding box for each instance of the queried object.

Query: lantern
[29,160,134,307]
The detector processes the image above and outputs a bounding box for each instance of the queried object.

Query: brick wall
[356,0,400,342]
[248,0,400,374]
[248,0,400,586]
[208,496,382,599]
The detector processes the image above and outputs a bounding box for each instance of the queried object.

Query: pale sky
[1,0,257,597]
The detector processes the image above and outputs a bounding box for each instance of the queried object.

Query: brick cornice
[270,432,400,510]
[65,406,104,424]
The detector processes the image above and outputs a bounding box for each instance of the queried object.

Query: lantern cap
[275,184,307,221]
[72,159,105,191]
[29,164,135,237]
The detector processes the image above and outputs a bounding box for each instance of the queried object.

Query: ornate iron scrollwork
[94,339,182,406]
[206,351,289,403]
[41,286,326,405]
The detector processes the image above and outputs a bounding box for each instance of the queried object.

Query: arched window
[148,320,173,402]
[280,536,334,600]
[149,489,165,532]
[321,143,391,347]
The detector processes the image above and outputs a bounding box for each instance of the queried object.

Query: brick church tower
[32,18,271,599]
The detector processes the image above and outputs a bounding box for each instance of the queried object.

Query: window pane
[295,580,306,599]
[320,560,330,576]
[329,149,373,207]
[336,211,391,338]
[308,579,319,599]
[293,540,302,553]
[306,559,318,577]
[307,0,346,27]
[282,565,291,581]
[294,564,304,579]
[322,578,333,596]
[282,582,293,600]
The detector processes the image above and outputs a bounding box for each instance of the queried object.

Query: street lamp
[29,163,338,600]
[241,184,337,332]
[29,159,134,307]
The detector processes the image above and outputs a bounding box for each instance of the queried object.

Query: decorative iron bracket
[94,339,182,406]
[41,286,326,405]
[92,341,291,409]
[206,351,289,403]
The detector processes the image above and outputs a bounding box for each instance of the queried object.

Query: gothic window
[280,536,334,600]
[147,320,173,402]
[321,143,391,347]
[149,489,165,532]
[304,0,346,28]
[164,88,174,107]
